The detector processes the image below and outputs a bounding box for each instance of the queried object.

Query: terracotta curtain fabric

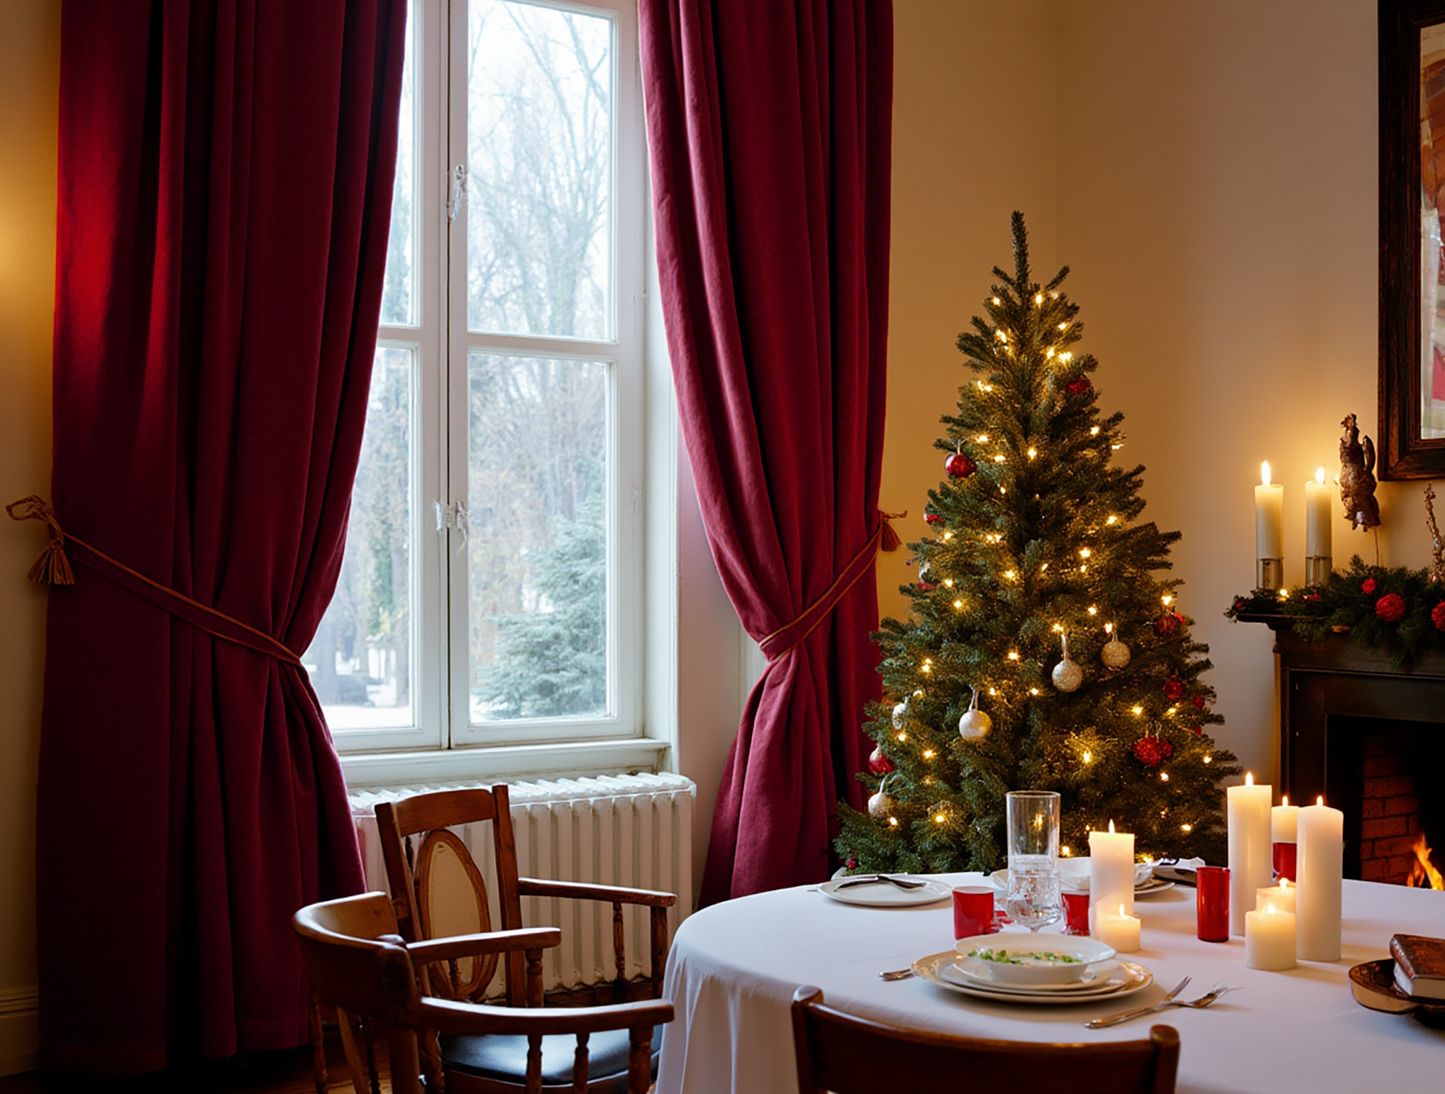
[41,0,405,1069]
[639,0,893,902]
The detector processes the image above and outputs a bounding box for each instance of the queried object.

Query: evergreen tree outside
[474,492,607,719]
[837,214,1239,875]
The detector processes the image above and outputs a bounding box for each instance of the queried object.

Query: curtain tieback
[7,494,302,666]
[758,510,905,662]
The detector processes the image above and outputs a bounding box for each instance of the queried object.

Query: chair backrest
[293,892,419,1019]
[375,785,527,1005]
[790,986,1179,1094]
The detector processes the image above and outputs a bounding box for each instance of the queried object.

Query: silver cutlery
[1085,981,1237,1028]
[836,873,927,890]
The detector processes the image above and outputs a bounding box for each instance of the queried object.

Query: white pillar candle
[1095,902,1141,954]
[1271,795,1299,843]
[1256,877,1296,915]
[1296,796,1343,961]
[1304,468,1332,559]
[1088,821,1135,935]
[1228,773,1273,936]
[1255,462,1284,560]
[1244,902,1297,970]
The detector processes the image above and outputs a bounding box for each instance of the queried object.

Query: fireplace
[1263,623,1445,886]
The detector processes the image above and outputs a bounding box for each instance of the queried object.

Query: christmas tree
[838,213,1239,874]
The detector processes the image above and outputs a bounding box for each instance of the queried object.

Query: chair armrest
[407,927,561,965]
[516,878,676,908]
[409,996,674,1038]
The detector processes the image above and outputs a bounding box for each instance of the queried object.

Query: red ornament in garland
[1065,374,1092,396]
[1375,593,1407,623]
[1162,677,1186,701]
[1433,601,1445,631]
[945,452,977,479]
[1361,578,1378,595]
[1133,736,1174,766]
[1192,693,1207,711]
[1186,724,1204,736]
[1154,611,1184,636]
[868,746,895,775]
[925,513,944,527]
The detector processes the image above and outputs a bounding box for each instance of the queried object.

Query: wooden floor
[0,1039,392,1094]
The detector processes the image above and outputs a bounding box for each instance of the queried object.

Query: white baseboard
[0,988,39,1076]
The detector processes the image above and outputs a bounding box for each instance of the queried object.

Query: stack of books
[1389,934,1445,1001]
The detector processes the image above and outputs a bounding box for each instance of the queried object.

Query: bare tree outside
[466,1,614,723]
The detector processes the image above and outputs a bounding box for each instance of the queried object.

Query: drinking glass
[1004,790,1063,932]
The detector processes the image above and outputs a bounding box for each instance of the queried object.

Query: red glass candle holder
[952,886,1000,938]
[1196,865,1229,942]
[1272,841,1297,883]
[1062,890,1090,936]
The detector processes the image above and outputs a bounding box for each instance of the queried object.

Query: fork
[836,874,927,890]
[1086,982,1236,1028]
[1081,976,1189,1028]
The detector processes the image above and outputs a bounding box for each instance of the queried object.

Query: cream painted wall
[0,0,57,1072]
[881,0,1060,617]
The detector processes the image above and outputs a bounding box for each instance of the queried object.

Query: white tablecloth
[656,873,1445,1094]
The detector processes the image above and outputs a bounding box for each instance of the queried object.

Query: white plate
[990,868,1174,897]
[946,954,1117,993]
[912,951,1153,1004]
[817,876,952,907]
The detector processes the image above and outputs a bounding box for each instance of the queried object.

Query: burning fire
[1406,834,1445,890]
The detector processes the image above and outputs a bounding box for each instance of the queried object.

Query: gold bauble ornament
[1101,632,1131,670]
[1052,634,1083,692]
[867,790,895,818]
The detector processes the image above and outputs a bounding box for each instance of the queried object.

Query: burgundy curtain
[36,0,405,1070]
[640,0,893,902]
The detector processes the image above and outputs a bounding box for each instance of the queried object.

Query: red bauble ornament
[868,746,895,775]
[1065,375,1092,396]
[1133,736,1173,766]
[846,857,858,871]
[918,582,937,593]
[925,513,944,527]
[1361,578,1378,595]
[1375,593,1407,623]
[1192,694,1207,711]
[1154,611,1184,636]
[1188,725,1204,736]
[1433,601,1445,631]
[945,453,977,479]
[1162,677,1186,701]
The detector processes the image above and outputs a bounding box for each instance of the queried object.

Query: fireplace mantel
[1245,616,1445,879]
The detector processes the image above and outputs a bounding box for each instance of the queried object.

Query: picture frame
[1380,0,1445,479]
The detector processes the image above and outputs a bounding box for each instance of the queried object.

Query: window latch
[447,164,468,224]
[433,499,470,553]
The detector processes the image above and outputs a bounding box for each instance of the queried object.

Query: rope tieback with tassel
[6,495,74,585]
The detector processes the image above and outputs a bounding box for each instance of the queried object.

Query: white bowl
[954,933,1116,986]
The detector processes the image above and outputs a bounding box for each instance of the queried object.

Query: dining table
[654,871,1445,1094]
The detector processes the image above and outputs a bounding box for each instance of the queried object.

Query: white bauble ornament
[867,790,895,818]
[891,700,909,729]
[1051,634,1083,693]
[1101,632,1131,670]
[958,687,992,740]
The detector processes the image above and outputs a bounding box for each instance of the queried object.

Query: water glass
[1005,790,1063,932]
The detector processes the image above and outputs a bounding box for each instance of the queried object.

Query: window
[305,0,649,772]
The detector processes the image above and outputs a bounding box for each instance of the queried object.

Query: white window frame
[334,0,668,785]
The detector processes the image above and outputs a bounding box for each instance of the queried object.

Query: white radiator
[349,773,696,992]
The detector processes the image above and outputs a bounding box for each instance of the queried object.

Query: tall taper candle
[1255,462,1284,589]
[1296,796,1343,961]
[1304,468,1332,560]
[1227,772,1273,936]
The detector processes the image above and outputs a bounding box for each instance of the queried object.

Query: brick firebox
[1246,620,1445,883]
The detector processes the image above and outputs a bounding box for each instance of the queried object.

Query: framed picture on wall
[1381,0,1445,478]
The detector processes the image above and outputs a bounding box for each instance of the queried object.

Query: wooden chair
[791,986,1180,1094]
[372,785,677,1092]
[293,891,672,1094]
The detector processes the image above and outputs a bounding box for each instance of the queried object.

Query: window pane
[467,351,608,723]
[380,1,416,327]
[305,345,415,729]
[466,0,614,340]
